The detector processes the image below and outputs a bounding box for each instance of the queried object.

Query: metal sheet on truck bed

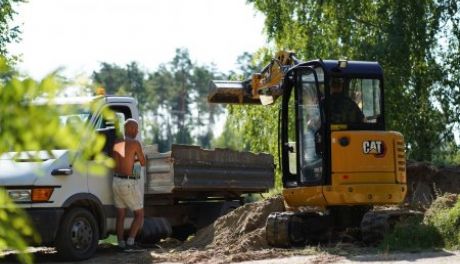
[145,144,274,196]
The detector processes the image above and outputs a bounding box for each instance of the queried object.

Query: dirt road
[2,245,460,264]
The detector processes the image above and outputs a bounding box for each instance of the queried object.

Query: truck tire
[137,217,172,245]
[55,207,99,261]
[171,224,196,241]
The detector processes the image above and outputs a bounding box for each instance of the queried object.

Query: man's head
[330,78,345,95]
[124,118,139,138]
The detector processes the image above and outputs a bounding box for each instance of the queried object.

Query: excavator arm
[208,51,298,105]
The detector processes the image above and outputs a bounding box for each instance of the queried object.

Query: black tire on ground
[55,207,99,261]
[171,224,196,241]
[137,217,172,245]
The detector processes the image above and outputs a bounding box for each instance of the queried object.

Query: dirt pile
[183,195,285,252]
[424,193,459,223]
[405,161,460,209]
[151,195,287,264]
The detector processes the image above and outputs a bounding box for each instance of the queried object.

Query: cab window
[329,78,382,124]
[349,79,381,123]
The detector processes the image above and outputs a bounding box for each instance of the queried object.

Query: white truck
[0,95,274,260]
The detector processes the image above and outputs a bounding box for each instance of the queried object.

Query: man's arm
[135,141,146,166]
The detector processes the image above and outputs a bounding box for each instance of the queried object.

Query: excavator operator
[329,78,364,123]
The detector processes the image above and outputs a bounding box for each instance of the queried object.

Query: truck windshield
[57,105,92,126]
[22,103,93,150]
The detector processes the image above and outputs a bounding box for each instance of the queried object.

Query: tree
[92,62,148,113]
[93,49,225,151]
[243,0,460,162]
[147,49,224,149]
[0,0,22,58]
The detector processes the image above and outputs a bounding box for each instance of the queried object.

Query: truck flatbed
[145,144,274,198]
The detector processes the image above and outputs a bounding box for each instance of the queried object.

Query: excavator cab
[280,60,406,208]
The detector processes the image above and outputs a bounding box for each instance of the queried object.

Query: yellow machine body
[208,53,407,212]
[284,130,406,208]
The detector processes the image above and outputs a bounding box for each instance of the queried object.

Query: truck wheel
[171,224,196,241]
[137,217,172,245]
[55,207,99,261]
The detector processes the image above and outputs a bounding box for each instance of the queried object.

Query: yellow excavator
[208,51,407,246]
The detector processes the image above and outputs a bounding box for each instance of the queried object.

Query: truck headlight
[7,189,32,202]
[7,187,54,202]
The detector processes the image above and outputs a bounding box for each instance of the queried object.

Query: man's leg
[127,208,144,245]
[116,207,126,246]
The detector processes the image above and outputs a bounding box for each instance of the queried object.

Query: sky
[8,0,268,79]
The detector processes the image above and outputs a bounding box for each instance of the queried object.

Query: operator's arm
[135,141,146,166]
[353,103,365,122]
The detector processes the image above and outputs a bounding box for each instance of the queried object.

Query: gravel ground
[1,245,460,264]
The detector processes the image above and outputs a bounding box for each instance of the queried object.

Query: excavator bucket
[208,80,262,104]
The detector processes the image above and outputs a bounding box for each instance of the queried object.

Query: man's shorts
[112,177,143,211]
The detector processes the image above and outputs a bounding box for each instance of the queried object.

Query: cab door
[88,104,131,206]
[281,67,324,187]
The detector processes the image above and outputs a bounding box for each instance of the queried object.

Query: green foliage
[383,194,460,251]
[223,103,283,189]
[379,215,443,251]
[0,190,39,264]
[424,194,460,249]
[211,119,244,151]
[246,0,460,162]
[92,62,147,112]
[0,0,23,57]
[0,58,112,171]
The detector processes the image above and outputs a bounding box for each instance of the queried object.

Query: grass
[424,194,460,249]
[380,194,460,251]
[379,215,443,251]
[100,235,117,245]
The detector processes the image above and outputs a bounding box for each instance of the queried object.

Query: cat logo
[363,140,384,155]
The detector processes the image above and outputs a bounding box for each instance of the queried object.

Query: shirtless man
[112,118,146,251]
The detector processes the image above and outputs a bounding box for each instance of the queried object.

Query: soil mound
[424,193,459,222]
[183,195,285,252]
[406,161,460,209]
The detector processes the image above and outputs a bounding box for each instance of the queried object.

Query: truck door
[87,104,132,206]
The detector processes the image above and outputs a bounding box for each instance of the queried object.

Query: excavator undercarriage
[265,206,421,247]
